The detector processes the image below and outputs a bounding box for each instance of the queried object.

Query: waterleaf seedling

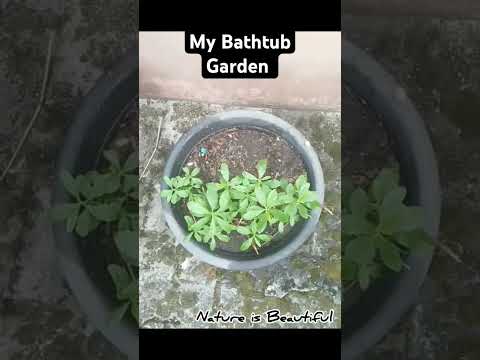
[342,168,433,291]
[161,160,321,253]
[52,150,139,324]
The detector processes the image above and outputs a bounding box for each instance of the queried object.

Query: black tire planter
[52,48,139,359]
[161,110,325,271]
[341,40,441,359]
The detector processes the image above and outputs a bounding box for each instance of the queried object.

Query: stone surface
[344,15,480,360]
[0,1,136,359]
[139,99,341,329]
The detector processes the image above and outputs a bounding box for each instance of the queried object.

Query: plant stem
[342,281,356,294]
[140,103,172,180]
[1,30,55,182]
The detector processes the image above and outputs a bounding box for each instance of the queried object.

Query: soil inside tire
[183,127,307,254]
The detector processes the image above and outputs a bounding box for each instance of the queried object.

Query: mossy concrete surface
[139,99,341,328]
[1,1,137,359]
[345,16,480,360]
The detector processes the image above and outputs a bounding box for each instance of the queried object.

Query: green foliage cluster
[162,160,321,253]
[342,168,433,290]
[52,150,139,324]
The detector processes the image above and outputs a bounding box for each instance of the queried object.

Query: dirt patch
[185,128,306,183]
[342,84,397,187]
[182,127,307,254]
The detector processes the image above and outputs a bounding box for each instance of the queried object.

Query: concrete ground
[344,15,480,360]
[0,1,136,359]
[138,99,341,329]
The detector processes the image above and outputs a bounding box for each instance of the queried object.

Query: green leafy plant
[161,160,321,253]
[236,221,271,254]
[51,150,139,324]
[342,168,433,291]
[161,166,203,204]
[185,183,236,251]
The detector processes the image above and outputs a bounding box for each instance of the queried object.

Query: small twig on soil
[140,104,172,181]
[0,30,55,183]
[342,281,356,294]
[323,206,334,216]
[431,237,463,264]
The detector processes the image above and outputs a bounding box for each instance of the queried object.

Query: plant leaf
[372,168,399,203]
[300,190,319,204]
[358,265,371,290]
[205,184,219,210]
[238,198,249,213]
[89,203,121,222]
[217,233,229,242]
[344,236,375,264]
[104,150,120,168]
[285,204,297,217]
[60,170,79,197]
[220,163,229,181]
[191,167,200,177]
[295,175,307,190]
[343,214,375,235]
[123,152,138,172]
[130,298,139,323]
[118,280,138,300]
[378,237,403,272]
[215,217,234,233]
[115,230,139,265]
[109,303,129,325]
[255,186,267,207]
[163,176,173,187]
[379,203,423,235]
[236,226,251,236]
[270,209,288,223]
[257,234,272,243]
[242,206,265,220]
[396,229,433,253]
[108,264,130,298]
[240,238,253,251]
[187,201,210,217]
[76,209,92,237]
[176,189,189,198]
[266,189,278,208]
[243,171,257,182]
[342,260,357,282]
[219,190,231,211]
[349,188,369,217]
[298,204,310,219]
[66,211,79,232]
[381,187,407,211]
[268,179,281,189]
[209,238,216,251]
[257,159,267,178]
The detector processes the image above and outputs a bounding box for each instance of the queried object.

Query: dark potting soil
[342,84,398,188]
[183,127,307,254]
[80,99,139,308]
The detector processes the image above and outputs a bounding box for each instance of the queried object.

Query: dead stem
[323,206,334,215]
[1,30,55,182]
